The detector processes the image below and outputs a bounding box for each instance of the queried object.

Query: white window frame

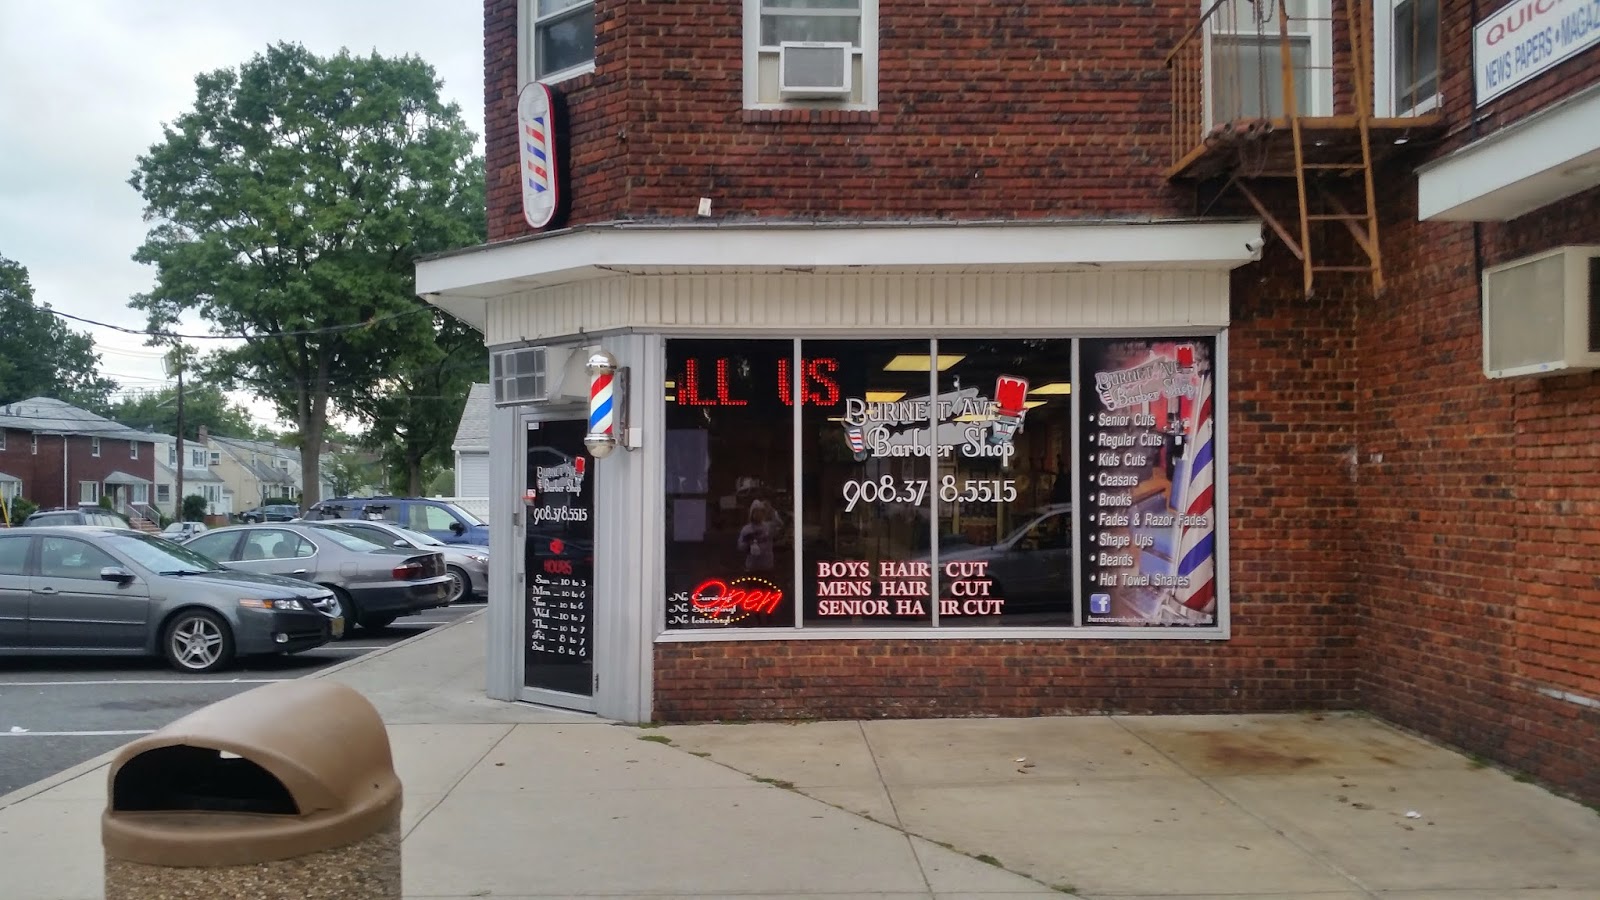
[744,0,878,110]
[0,431,6,451]
[520,0,596,86]
[0,480,19,503]
[91,437,101,458]
[133,484,149,504]
[1374,0,1440,117]
[210,451,221,466]
[79,481,99,504]
[157,484,171,503]
[30,435,37,455]
[1204,0,1333,126]
[168,444,177,465]
[130,441,139,460]
[191,448,206,467]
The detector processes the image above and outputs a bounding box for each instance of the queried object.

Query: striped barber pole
[517,83,559,229]
[1172,374,1216,613]
[589,369,615,442]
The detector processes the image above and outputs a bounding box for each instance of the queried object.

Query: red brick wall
[0,431,66,509]
[485,0,1195,240]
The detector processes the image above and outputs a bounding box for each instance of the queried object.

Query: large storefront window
[664,340,795,628]
[662,335,1222,632]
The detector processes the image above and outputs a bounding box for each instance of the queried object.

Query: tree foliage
[359,311,486,495]
[323,450,379,497]
[108,381,261,441]
[129,43,483,507]
[0,254,117,410]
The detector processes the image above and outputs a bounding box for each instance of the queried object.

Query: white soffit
[1417,82,1600,222]
[416,220,1264,330]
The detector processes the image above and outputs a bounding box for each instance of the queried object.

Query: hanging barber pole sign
[517,82,560,229]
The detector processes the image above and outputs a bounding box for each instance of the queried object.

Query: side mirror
[100,566,135,585]
[393,539,408,548]
[449,521,466,534]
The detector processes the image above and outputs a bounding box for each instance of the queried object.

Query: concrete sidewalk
[2,613,1597,899]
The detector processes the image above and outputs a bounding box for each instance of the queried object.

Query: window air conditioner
[778,41,852,99]
[490,347,547,405]
[1482,246,1600,379]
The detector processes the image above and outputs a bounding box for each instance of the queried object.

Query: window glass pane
[242,531,294,560]
[39,538,118,580]
[1077,338,1219,628]
[761,14,861,46]
[800,339,935,628]
[537,0,589,14]
[763,0,860,9]
[1394,0,1439,111]
[933,340,1075,625]
[1211,36,1310,119]
[537,6,596,77]
[0,537,29,575]
[663,340,795,629]
[186,533,237,560]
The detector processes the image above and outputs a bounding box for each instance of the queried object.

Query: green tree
[323,450,377,497]
[0,254,117,410]
[181,494,208,522]
[128,42,483,508]
[108,382,260,440]
[360,314,485,495]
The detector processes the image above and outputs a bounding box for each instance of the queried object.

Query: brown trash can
[102,680,402,900]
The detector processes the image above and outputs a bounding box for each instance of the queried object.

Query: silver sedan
[307,520,488,604]
[183,523,453,633]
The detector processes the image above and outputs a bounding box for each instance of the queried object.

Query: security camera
[1244,237,1265,256]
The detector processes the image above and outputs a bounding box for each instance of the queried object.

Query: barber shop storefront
[418,220,1261,722]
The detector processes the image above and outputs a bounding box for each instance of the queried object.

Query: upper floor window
[168,444,177,465]
[745,0,877,109]
[0,431,7,451]
[1206,0,1332,124]
[211,451,221,466]
[31,435,37,455]
[525,0,595,82]
[191,448,207,467]
[130,441,139,460]
[1377,0,1440,116]
[91,437,101,457]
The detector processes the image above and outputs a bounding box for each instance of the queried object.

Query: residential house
[205,429,301,510]
[451,383,490,499]
[413,0,1600,803]
[148,432,231,518]
[0,397,157,524]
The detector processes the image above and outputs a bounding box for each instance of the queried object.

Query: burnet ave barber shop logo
[531,458,588,523]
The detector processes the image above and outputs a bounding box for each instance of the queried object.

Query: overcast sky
[0,0,484,428]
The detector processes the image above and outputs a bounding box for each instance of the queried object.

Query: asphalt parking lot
[0,603,479,797]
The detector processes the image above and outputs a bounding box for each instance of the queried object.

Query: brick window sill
[742,108,880,125]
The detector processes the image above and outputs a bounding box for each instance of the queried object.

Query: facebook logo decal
[1089,594,1111,615]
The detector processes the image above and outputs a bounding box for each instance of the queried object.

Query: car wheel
[162,610,234,674]
[324,585,359,639]
[361,614,397,630]
[445,566,469,605]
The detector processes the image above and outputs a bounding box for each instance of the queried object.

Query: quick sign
[1475,0,1600,106]
[517,83,561,229]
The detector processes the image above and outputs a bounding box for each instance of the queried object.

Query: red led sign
[690,576,785,621]
[675,357,841,407]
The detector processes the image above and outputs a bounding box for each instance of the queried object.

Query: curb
[0,608,484,811]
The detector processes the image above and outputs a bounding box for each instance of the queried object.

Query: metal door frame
[516,405,597,712]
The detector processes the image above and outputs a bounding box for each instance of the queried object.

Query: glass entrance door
[519,415,597,709]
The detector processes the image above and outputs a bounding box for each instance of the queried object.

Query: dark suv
[302,497,489,546]
[21,508,127,528]
[240,504,300,523]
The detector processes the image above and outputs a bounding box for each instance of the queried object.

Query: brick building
[417,0,1600,802]
[0,398,158,522]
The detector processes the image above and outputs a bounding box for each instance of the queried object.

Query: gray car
[0,526,340,674]
[183,523,453,633]
[308,520,488,604]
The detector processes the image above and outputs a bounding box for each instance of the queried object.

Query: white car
[162,522,209,541]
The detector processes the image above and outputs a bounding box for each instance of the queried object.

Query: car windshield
[441,503,483,526]
[104,532,225,574]
[308,525,392,551]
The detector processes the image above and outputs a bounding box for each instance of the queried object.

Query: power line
[50,306,434,341]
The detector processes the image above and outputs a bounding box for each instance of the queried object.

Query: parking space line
[0,678,292,687]
[2,729,157,737]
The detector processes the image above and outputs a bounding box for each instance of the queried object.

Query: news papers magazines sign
[517,82,561,229]
[1475,0,1600,106]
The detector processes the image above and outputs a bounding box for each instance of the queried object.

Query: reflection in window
[39,538,117,580]
[664,340,795,629]
[531,0,595,79]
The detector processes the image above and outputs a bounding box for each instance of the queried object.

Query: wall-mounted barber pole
[585,350,631,457]
[517,82,560,230]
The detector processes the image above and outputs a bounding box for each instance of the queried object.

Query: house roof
[453,383,490,453]
[154,458,225,483]
[0,397,153,440]
[103,470,152,486]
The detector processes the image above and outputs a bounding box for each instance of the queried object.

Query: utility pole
[166,345,188,522]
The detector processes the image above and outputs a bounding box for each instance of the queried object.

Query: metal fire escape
[1165,0,1442,297]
